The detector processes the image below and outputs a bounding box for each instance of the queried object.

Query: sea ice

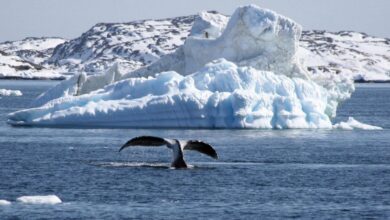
[0,200,11,205]
[333,117,383,130]
[16,195,62,205]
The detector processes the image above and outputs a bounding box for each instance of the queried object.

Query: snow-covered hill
[300,31,390,82]
[47,16,195,73]
[0,37,66,79]
[0,37,65,64]
[0,13,389,82]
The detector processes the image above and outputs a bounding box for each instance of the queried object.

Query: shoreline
[1,77,389,84]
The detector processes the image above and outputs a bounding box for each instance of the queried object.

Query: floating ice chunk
[0,200,11,205]
[333,117,382,130]
[8,59,344,129]
[16,195,62,205]
[0,89,22,96]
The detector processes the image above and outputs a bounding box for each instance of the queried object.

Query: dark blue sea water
[0,80,389,219]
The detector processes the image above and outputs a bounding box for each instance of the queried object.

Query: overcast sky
[0,0,389,42]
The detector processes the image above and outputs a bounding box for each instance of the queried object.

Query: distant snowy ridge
[0,37,66,79]
[300,31,390,82]
[47,16,195,73]
[0,12,389,81]
[0,37,65,63]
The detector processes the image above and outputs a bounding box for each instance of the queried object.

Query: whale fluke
[119,136,218,168]
[183,140,218,159]
[119,136,169,151]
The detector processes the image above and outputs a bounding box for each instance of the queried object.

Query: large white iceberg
[8,5,354,129]
[9,59,346,128]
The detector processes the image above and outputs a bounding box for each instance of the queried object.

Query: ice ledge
[333,117,383,130]
[9,59,343,129]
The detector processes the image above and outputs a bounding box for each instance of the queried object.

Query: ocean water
[0,80,389,219]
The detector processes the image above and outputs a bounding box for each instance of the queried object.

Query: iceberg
[16,195,62,205]
[8,5,355,129]
[9,59,348,129]
[124,4,306,79]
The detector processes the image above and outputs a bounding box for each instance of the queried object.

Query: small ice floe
[0,89,23,96]
[333,117,383,130]
[0,200,11,205]
[16,195,62,205]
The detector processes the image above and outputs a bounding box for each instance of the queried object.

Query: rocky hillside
[300,30,390,82]
[0,37,66,79]
[0,13,389,81]
[47,16,195,73]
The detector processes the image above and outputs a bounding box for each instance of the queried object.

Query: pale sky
[0,0,389,42]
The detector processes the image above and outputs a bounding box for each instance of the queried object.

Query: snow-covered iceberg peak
[183,5,303,76]
[9,59,335,129]
[125,4,305,80]
[190,11,229,39]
